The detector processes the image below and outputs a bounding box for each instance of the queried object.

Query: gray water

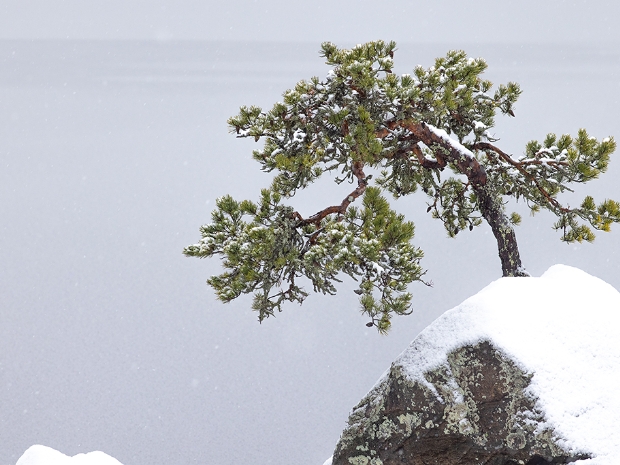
[1,40,619,465]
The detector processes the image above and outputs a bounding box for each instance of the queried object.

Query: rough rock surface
[332,340,585,465]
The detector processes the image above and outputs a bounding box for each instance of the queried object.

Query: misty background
[1,2,619,465]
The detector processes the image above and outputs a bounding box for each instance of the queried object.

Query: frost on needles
[185,41,620,333]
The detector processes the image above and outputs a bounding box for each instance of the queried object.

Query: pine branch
[295,161,369,227]
[187,41,618,329]
[473,141,568,212]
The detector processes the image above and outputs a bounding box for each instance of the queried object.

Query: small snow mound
[16,446,124,465]
[394,264,620,464]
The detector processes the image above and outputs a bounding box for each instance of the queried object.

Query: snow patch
[16,445,124,465]
[426,124,475,158]
[394,264,620,464]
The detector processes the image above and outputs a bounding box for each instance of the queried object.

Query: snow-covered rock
[16,445,124,465]
[331,265,620,465]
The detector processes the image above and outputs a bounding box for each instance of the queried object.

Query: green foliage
[488,129,618,242]
[187,41,619,332]
[228,42,521,196]
[184,187,424,329]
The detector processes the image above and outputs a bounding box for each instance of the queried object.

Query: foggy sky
[2,2,620,465]
[1,0,619,44]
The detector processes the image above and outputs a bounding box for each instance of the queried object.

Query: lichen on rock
[332,340,586,465]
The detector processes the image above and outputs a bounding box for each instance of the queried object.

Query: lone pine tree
[185,41,620,333]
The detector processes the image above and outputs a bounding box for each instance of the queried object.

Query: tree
[184,41,620,333]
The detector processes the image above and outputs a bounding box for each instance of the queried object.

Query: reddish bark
[388,121,528,277]
[295,161,368,227]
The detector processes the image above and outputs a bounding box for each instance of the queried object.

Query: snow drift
[330,264,620,465]
[394,264,620,462]
[16,445,123,465]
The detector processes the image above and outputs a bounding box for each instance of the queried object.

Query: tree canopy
[185,41,619,333]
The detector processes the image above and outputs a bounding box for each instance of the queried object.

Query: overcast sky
[2,2,620,464]
[1,0,619,44]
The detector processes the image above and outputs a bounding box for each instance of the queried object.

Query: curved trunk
[474,184,529,277]
[400,121,529,277]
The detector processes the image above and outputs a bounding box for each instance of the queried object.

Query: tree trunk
[474,184,529,277]
[405,121,529,277]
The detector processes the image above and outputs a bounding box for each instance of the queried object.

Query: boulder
[331,265,620,465]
